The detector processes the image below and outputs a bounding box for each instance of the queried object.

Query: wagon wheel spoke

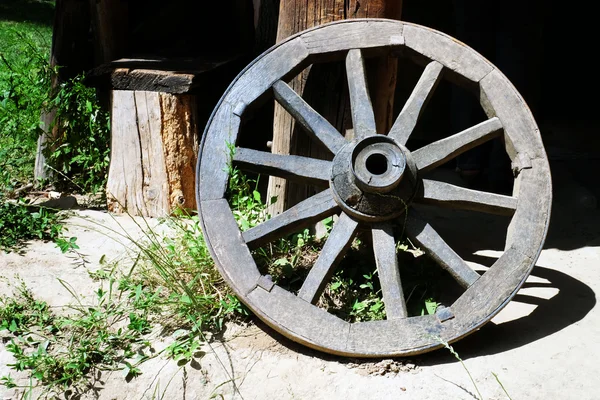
[405,213,479,288]
[415,179,518,216]
[372,223,408,319]
[233,147,331,186]
[272,80,347,155]
[412,117,503,172]
[346,49,377,139]
[298,213,359,304]
[199,20,552,357]
[243,189,340,249]
[388,61,444,145]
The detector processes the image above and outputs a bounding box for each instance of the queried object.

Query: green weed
[81,210,250,366]
[1,6,109,195]
[0,197,76,253]
[433,335,513,400]
[0,277,157,395]
[0,22,53,190]
[45,75,110,194]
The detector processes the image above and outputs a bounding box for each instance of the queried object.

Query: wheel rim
[196,19,552,357]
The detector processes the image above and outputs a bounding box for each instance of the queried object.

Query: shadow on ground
[419,262,596,366]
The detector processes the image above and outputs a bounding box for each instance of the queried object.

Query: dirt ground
[1,151,598,399]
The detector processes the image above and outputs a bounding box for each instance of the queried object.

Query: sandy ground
[0,157,598,400]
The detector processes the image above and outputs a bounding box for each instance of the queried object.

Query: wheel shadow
[417,257,597,365]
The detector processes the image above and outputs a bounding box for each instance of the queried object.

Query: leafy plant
[45,75,110,194]
[84,210,250,366]
[0,278,157,394]
[0,197,73,252]
[0,281,55,336]
[0,26,53,190]
[226,145,273,231]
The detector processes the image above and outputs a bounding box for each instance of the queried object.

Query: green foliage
[0,198,69,252]
[226,145,272,231]
[95,211,250,365]
[0,24,52,190]
[0,278,156,394]
[1,13,109,194]
[0,281,55,336]
[324,262,387,322]
[45,75,111,194]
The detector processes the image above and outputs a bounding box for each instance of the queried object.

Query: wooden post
[106,90,199,216]
[35,0,94,181]
[266,0,402,215]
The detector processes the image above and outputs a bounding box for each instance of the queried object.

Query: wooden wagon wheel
[196,19,552,357]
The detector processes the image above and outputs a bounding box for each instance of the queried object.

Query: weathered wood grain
[106,90,147,214]
[197,102,241,202]
[159,94,199,211]
[233,147,332,186]
[87,58,233,93]
[247,285,350,355]
[272,80,347,154]
[388,61,443,144]
[416,179,517,216]
[412,117,503,172]
[372,223,408,319]
[301,20,404,55]
[505,159,552,258]
[107,90,199,216]
[405,213,479,288]
[479,69,546,161]
[110,68,197,94]
[450,247,531,336]
[268,14,402,217]
[201,199,261,295]
[107,91,169,216]
[346,49,378,138]
[403,23,493,84]
[196,19,552,358]
[242,189,340,248]
[347,315,442,356]
[227,39,310,107]
[298,213,359,304]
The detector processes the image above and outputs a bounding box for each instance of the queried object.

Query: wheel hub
[330,135,419,222]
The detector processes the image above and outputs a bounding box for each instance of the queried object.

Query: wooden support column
[35,0,94,180]
[266,0,402,215]
[106,90,199,217]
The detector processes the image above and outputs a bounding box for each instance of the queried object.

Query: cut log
[106,90,198,217]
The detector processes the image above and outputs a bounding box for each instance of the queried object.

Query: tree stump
[106,90,198,216]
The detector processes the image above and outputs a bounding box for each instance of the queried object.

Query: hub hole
[366,153,388,175]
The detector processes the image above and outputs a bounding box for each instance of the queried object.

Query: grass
[1,0,110,194]
[0,9,53,190]
[432,335,514,400]
[0,209,249,396]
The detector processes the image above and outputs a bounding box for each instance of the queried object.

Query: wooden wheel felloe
[196,19,552,357]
